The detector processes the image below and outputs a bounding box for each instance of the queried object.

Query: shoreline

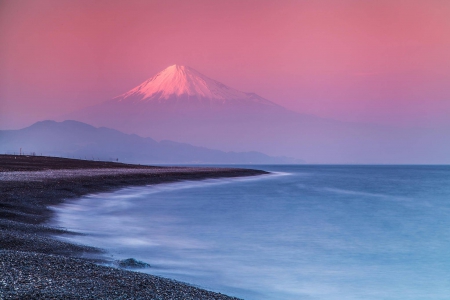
[0,155,267,299]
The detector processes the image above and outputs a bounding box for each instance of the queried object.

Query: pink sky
[1,0,450,129]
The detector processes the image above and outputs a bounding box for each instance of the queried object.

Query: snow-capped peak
[115,65,274,105]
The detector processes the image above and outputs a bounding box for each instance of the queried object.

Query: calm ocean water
[52,165,450,300]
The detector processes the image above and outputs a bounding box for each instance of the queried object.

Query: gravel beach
[0,155,267,299]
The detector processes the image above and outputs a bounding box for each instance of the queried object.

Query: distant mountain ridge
[0,120,301,164]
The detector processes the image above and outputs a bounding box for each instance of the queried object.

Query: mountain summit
[113,65,279,108]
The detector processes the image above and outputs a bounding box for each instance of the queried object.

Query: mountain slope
[0,120,300,164]
[65,65,450,164]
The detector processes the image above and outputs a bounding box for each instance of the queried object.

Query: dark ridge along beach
[0,155,267,299]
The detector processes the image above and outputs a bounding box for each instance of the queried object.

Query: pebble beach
[0,155,266,299]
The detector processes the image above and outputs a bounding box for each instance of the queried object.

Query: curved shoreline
[0,155,267,299]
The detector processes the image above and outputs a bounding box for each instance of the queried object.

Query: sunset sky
[1,0,450,129]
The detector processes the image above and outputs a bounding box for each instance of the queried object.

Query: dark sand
[0,155,267,299]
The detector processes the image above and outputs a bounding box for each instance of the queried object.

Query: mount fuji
[66,64,294,152]
[113,64,281,110]
[65,65,450,164]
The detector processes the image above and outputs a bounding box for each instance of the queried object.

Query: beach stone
[0,251,241,300]
[116,258,151,269]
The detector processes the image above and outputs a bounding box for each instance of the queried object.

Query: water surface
[52,165,450,299]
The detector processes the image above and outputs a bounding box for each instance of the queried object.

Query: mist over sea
[52,165,450,300]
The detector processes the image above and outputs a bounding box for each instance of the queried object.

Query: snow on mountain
[113,65,279,107]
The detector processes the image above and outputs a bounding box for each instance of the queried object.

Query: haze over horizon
[43,64,450,164]
[1,0,450,131]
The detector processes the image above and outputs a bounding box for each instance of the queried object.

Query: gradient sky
[1,0,450,129]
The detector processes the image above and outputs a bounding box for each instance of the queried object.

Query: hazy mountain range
[0,120,301,164]
[64,65,450,164]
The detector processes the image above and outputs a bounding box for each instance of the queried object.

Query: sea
[51,165,450,300]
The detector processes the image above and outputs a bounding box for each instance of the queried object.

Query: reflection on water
[52,165,450,300]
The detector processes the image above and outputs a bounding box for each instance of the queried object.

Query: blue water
[52,165,450,299]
